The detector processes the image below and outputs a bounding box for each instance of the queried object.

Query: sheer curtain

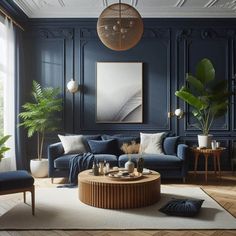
[2,17,16,170]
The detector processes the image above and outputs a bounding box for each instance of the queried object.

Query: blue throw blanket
[69,152,94,185]
[58,152,94,188]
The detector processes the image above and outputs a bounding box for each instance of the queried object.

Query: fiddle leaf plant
[0,135,11,162]
[175,58,233,135]
[19,81,63,161]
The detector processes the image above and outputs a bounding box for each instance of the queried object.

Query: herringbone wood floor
[0,172,236,236]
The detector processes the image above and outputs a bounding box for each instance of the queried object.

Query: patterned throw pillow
[159,198,204,217]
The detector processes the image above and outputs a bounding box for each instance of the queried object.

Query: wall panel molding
[24,19,236,170]
[75,27,171,132]
[176,28,231,135]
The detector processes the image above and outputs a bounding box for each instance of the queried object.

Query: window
[0,17,16,170]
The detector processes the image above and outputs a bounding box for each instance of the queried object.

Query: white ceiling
[13,0,236,18]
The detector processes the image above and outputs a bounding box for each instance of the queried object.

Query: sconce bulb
[174,108,184,118]
[67,79,79,93]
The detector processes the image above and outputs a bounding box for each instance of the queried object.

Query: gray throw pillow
[140,132,166,154]
[58,134,86,154]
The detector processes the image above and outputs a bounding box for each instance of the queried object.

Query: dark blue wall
[21,19,236,170]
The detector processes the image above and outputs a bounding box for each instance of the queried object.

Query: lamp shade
[67,79,79,93]
[97,3,143,51]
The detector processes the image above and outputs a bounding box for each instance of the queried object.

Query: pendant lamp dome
[97,1,143,51]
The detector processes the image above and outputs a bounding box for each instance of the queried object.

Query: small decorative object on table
[137,157,144,173]
[121,141,139,173]
[99,161,104,175]
[125,156,135,173]
[105,161,110,173]
[106,169,142,181]
[92,161,99,176]
[211,140,217,150]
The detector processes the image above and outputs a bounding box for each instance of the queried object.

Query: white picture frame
[96,62,143,123]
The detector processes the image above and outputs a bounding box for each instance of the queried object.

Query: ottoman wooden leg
[23,191,26,203]
[31,185,35,216]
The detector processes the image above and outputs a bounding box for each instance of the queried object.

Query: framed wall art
[96,62,143,123]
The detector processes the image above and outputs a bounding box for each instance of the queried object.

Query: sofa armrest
[177,144,188,160]
[48,142,64,176]
[177,144,189,179]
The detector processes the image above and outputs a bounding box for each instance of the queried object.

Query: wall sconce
[67,79,79,93]
[168,108,184,119]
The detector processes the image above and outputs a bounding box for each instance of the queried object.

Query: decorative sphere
[67,80,79,93]
[113,25,118,31]
[97,3,143,51]
[174,108,184,117]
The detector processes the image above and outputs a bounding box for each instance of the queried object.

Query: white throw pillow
[139,132,166,154]
[58,135,86,154]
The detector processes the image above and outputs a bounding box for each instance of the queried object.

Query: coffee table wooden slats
[78,170,161,209]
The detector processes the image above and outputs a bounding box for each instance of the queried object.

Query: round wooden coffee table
[78,169,161,209]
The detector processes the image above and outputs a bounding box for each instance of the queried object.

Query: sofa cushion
[140,132,166,154]
[118,154,183,169]
[54,154,75,169]
[159,198,204,217]
[163,136,179,155]
[88,139,119,155]
[54,153,118,169]
[94,154,118,167]
[58,135,86,154]
[102,134,140,155]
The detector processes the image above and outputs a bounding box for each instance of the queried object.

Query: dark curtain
[14,27,28,170]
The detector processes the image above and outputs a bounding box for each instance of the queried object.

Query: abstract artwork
[96,62,143,123]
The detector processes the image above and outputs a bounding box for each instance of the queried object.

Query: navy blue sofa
[48,134,188,183]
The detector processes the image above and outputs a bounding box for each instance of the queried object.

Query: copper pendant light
[97,1,143,51]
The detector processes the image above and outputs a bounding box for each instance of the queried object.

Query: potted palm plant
[0,135,11,162]
[19,81,62,177]
[175,58,232,147]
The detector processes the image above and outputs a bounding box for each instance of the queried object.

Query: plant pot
[198,134,213,148]
[30,158,48,178]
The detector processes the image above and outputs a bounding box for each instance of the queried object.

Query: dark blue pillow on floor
[159,198,204,217]
[87,139,119,155]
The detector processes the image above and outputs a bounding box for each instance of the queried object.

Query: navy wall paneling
[23,19,236,170]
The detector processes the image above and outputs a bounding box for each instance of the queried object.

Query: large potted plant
[19,81,62,177]
[175,58,232,147]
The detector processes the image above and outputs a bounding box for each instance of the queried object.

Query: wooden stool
[0,170,35,215]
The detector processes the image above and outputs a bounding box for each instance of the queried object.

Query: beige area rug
[0,186,235,230]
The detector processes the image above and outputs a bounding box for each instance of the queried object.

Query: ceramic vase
[125,156,134,173]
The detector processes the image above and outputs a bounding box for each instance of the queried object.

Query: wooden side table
[191,147,225,182]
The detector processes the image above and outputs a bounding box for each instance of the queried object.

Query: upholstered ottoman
[0,170,35,215]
